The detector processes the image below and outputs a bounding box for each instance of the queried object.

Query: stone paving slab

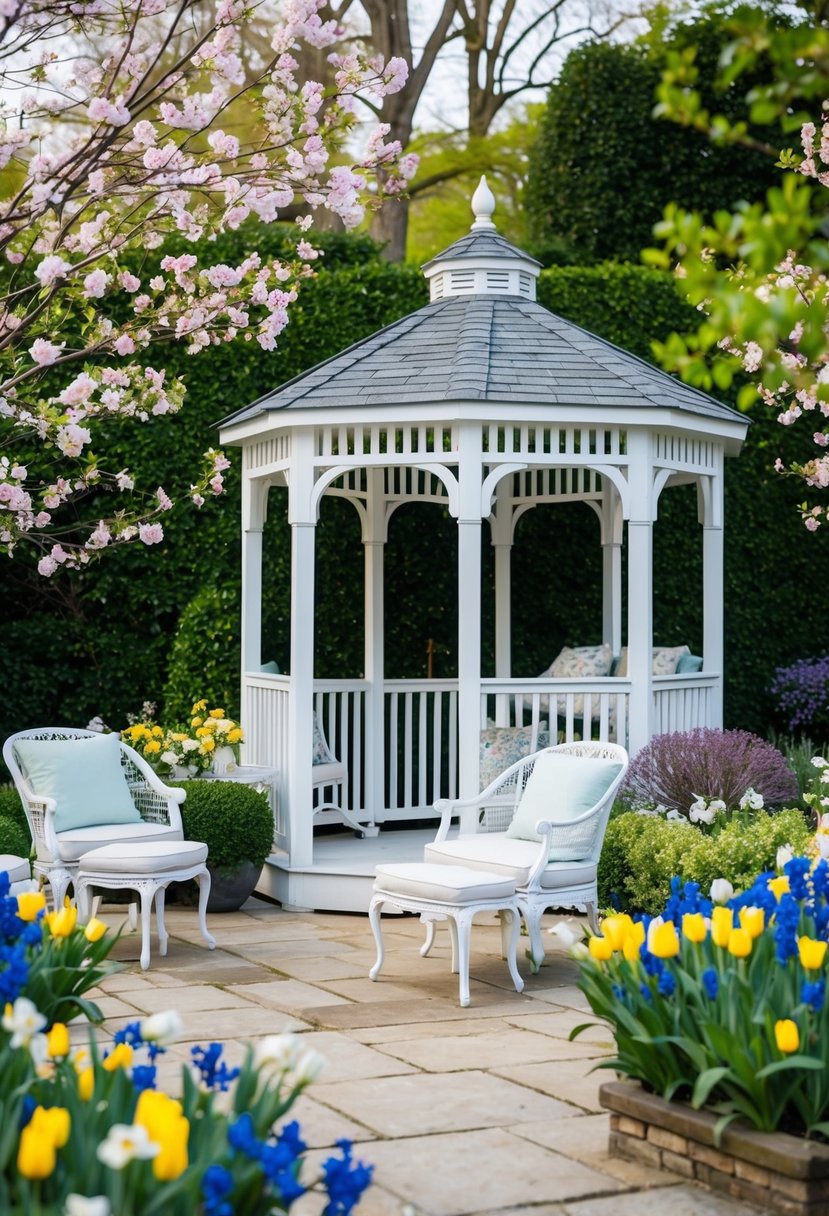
[370,1027,602,1072]
[562,1182,763,1215]
[493,1058,610,1114]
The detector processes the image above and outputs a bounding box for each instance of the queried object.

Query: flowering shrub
[122,700,243,778]
[622,728,798,816]
[771,657,829,739]
[574,854,829,1136]
[0,868,373,1214]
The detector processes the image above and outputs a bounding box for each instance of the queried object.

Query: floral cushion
[479,726,550,791]
[539,645,612,718]
[312,715,333,766]
[615,645,690,677]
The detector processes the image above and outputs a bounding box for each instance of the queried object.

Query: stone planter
[205,861,262,913]
[600,1079,829,1216]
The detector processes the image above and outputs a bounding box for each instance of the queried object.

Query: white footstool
[368,862,525,1007]
[0,854,37,897]
[76,841,217,970]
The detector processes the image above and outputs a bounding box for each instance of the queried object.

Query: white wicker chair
[424,742,628,970]
[3,727,185,908]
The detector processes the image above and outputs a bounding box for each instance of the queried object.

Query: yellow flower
[622,923,645,962]
[144,739,162,755]
[227,728,243,744]
[798,937,828,970]
[191,699,207,713]
[102,1043,133,1072]
[200,737,215,753]
[135,1090,189,1181]
[601,914,633,951]
[208,708,225,719]
[45,905,77,938]
[727,928,752,958]
[191,716,203,729]
[17,1121,56,1179]
[738,907,765,939]
[711,906,733,947]
[16,890,45,922]
[775,1019,800,1054]
[768,875,790,901]
[171,732,188,742]
[195,726,208,738]
[649,921,680,959]
[682,913,707,943]
[588,935,613,961]
[36,1106,70,1149]
[84,917,108,943]
[46,1023,70,1058]
[77,1066,94,1101]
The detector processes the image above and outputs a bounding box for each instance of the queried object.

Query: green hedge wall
[5,250,827,742]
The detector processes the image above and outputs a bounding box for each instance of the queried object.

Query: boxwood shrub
[599,807,813,915]
[0,813,31,859]
[174,780,273,873]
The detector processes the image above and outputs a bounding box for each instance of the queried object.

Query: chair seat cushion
[0,854,32,885]
[13,733,141,832]
[312,762,347,784]
[77,840,208,875]
[375,862,515,903]
[424,836,596,889]
[57,821,183,863]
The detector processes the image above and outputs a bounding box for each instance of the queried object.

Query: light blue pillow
[14,734,141,832]
[676,653,703,673]
[506,751,623,857]
[260,660,281,674]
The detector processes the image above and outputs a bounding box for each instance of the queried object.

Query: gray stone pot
[206,861,262,913]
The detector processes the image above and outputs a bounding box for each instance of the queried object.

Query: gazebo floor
[257,828,436,914]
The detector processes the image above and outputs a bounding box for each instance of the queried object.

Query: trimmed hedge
[174,780,273,872]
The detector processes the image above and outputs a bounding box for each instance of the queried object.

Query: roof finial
[471,175,496,231]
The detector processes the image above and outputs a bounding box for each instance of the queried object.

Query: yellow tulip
[588,935,613,962]
[649,921,680,959]
[738,907,765,939]
[798,937,828,970]
[77,1066,94,1101]
[84,917,108,943]
[711,906,733,947]
[17,1122,56,1179]
[135,1090,189,1181]
[102,1043,133,1072]
[727,928,752,958]
[46,1023,70,1059]
[682,913,707,943]
[16,891,45,922]
[36,1106,70,1149]
[775,1019,800,1054]
[768,876,790,901]
[45,905,78,938]
[601,915,633,951]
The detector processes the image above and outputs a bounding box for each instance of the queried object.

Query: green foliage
[163,585,242,724]
[175,780,273,871]
[525,21,779,265]
[0,815,30,859]
[600,809,812,913]
[0,788,28,834]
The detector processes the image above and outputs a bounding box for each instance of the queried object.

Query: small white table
[368,862,525,1007]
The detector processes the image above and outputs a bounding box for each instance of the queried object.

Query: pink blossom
[87,521,111,549]
[57,373,97,405]
[139,522,164,545]
[156,486,173,511]
[34,255,71,287]
[83,268,111,298]
[191,491,205,506]
[116,471,134,491]
[10,465,26,480]
[114,334,136,356]
[6,250,22,264]
[37,555,58,577]
[119,272,141,292]
[56,424,92,458]
[806,516,820,531]
[29,338,64,366]
[209,474,224,495]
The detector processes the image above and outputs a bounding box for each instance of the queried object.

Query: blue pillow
[14,734,141,832]
[676,654,703,673]
[260,660,281,674]
[506,751,623,858]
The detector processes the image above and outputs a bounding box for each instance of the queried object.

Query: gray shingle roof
[421,229,541,270]
[220,295,744,428]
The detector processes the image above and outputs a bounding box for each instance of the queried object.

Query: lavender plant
[622,728,798,816]
[771,657,829,739]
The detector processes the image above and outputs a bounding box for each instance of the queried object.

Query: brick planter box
[600,1079,829,1216]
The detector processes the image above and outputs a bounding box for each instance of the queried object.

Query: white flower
[97,1124,158,1170]
[646,916,665,952]
[140,1009,183,1045]
[548,919,584,949]
[739,788,764,811]
[812,756,829,769]
[65,1196,111,1216]
[776,844,794,870]
[820,836,829,860]
[709,799,727,815]
[182,738,200,753]
[160,750,178,766]
[710,879,734,904]
[253,1033,302,1072]
[2,997,46,1047]
[689,799,716,825]
[665,809,686,823]
[292,1047,326,1086]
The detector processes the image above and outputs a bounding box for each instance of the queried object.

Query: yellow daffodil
[102,1043,133,1072]
[768,875,790,901]
[601,914,633,951]
[16,890,45,922]
[727,928,752,958]
[84,917,108,943]
[682,912,707,943]
[738,907,765,939]
[775,1019,800,1054]
[711,906,733,947]
[46,1023,70,1059]
[588,935,613,962]
[45,905,77,938]
[649,921,680,959]
[798,937,828,970]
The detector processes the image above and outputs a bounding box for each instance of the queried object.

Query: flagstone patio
[92,898,764,1216]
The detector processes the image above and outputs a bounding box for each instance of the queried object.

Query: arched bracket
[586,464,631,519]
[480,463,528,518]
[414,463,460,518]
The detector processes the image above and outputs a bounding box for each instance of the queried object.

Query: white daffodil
[253,1033,302,1073]
[97,1124,159,1170]
[65,1195,111,1216]
[140,1009,183,1045]
[710,878,734,904]
[2,997,46,1048]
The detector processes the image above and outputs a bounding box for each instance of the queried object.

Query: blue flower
[774,892,801,964]
[18,1095,35,1130]
[785,856,812,902]
[803,979,826,1012]
[228,1112,260,1159]
[202,1164,234,1216]
[701,968,718,1000]
[321,1140,374,1216]
[131,1065,157,1093]
[658,970,676,998]
[0,943,28,1003]
[192,1043,241,1092]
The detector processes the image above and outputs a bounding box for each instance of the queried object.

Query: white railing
[384,680,458,818]
[481,678,631,748]
[313,681,367,823]
[652,673,718,736]
[243,674,291,848]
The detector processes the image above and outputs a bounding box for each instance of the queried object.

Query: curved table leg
[501,907,525,994]
[368,894,385,980]
[420,918,437,958]
[454,908,472,1008]
[195,869,216,950]
[155,884,169,957]
[139,885,154,971]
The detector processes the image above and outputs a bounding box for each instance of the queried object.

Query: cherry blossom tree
[0,0,415,575]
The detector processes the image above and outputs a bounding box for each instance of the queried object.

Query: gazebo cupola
[218,177,748,913]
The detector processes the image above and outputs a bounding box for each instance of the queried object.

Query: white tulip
[253,1033,302,1073]
[2,996,46,1048]
[141,1009,183,1045]
[710,879,734,904]
[548,919,584,949]
[646,916,665,952]
[292,1047,326,1086]
[776,844,794,870]
[65,1196,111,1216]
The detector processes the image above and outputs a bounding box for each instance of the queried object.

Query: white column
[363,468,386,830]
[600,484,623,659]
[626,433,655,756]
[491,480,513,679]
[241,470,267,724]
[457,424,483,821]
[287,431,316,869]
[701,461,725,728]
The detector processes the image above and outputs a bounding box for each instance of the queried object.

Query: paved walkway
[93,898,761,1216]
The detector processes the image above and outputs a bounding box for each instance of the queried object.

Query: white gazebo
[218,179,748,912]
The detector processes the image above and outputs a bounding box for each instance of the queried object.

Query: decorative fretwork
[654,433,716,472]
[481,424,627,458]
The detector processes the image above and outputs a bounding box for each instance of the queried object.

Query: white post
[457,423,483,823]
[363,468,385,832]
[241,468,267,728]
[492,480,513,679]
[600,484,623,660]
[287,431,316,870]
[701,461,725,728]
[626,433,655,756]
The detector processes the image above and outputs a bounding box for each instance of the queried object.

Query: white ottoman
[76,841,217,970]
[368,862,525,1008]
[0,854,37,897]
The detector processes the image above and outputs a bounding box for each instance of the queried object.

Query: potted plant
[174,780,274,912]
[122,700,244,779]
